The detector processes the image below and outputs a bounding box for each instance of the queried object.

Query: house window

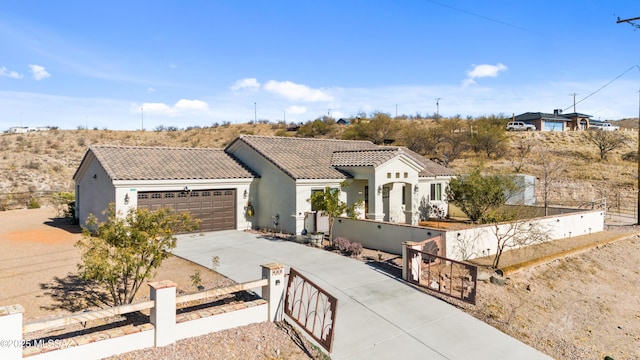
[395,172,400,178]
[402,186,406,205]
[430,183,442,201]
[164,193,175,198]
[178,192,187,198]
[138,193,148,200]
[387,173,391,179]
[404,172,408,178]
[311,189,324,211]
[151,193,162,199]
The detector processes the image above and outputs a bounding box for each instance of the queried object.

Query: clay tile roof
[331,148,408,167]
[230,135,455,179]
[229,136,381,179]
[86,146,256,181]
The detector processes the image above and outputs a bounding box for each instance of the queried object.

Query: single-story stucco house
[514,109,592,131]
[73,135,455,235]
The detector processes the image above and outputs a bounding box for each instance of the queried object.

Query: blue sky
[1,1,639,131]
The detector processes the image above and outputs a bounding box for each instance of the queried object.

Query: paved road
[174,231,549,360]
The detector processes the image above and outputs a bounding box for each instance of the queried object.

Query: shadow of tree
[40,274,110,313]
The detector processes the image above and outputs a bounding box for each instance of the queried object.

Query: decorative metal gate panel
[406,248,478,305]
[284,268,338,353]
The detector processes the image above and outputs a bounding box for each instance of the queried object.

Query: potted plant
[309,232,324,247]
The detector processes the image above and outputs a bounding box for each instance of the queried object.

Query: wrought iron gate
[284,268,338,353]
[406,247,478,305]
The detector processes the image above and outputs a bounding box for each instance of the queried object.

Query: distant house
[336,118,350,125]
[8,127,29,134]
[7,126,52,133]
[514,109,592,131]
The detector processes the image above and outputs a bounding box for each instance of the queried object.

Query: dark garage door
[137,189,236,232]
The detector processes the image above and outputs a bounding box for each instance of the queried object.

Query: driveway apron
[174,230,549,360]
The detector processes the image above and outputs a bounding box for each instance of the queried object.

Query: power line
[562,64,640,112]
[425,0,542,35]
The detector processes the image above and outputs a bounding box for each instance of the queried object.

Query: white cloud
[464,63,507,86]
[0,66,23,79]
[332,111,345,119]
[29,64,50,80]
[175,99,209,111]
[264,80,333,102]
[147,87,155,92]
[286,105,307,114]
[169,63,179,69]
[135,99,210,116]
[231,78,261,91]
[139,102,174,115]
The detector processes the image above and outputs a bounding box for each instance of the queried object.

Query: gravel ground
[0,207,325,359]
[449,229,640,360]
[107,321,325,360]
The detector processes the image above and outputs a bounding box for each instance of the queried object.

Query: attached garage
[73,146,257,232]
[137,189,236,232]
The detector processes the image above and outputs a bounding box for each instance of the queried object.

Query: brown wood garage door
[137,189,236,232]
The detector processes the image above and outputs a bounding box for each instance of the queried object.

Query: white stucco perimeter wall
[445,209,605,261]
[333,217,444,255]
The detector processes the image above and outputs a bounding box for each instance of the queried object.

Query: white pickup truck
[590,123,619,131]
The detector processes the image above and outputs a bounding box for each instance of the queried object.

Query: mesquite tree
[76,204,198,305]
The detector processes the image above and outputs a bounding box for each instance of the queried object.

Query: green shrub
[27,198,41,209]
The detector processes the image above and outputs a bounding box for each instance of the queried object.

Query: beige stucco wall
[112,178,255,231]
[227,142,298,233]
[444,209,605,261]
[75,155,116,228]
[333,217,444,255]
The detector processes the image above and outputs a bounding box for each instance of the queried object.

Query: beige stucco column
[402,241,424,282]
[366,180,385,221]
[0,305,24,360]
[149,280,177,347]
[261,263,285,322]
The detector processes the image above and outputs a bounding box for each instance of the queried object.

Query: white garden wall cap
[260,263,284,270]
[148,280,177,290]
[74,145,257,181]
[0,304,24,316]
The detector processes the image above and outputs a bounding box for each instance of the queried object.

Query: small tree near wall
[445,169,518,223]
[309,181,362,243]
[489,210,549,269]
[76,204,198,305]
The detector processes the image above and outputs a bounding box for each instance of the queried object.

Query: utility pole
[435,98,442,120]
[141,108,144,131]
[254,102,257,123]
[569,93,579,112]
[395,104,398,120]
[617,16,640,224]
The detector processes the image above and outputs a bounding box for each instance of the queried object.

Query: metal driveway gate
[406,247,478,305]
[284,268,338,353]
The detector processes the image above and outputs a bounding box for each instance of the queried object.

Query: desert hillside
[1,122,638,214]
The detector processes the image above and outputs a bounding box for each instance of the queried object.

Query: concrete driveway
[174,230,549,360]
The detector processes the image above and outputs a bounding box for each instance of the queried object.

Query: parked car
[589,123,619,131]
[506,121,536,131]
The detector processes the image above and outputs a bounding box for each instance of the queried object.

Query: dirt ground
[0,207,233,320]
[0,207,319,359]
[424,227,640,360]
[2,207,640,359]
